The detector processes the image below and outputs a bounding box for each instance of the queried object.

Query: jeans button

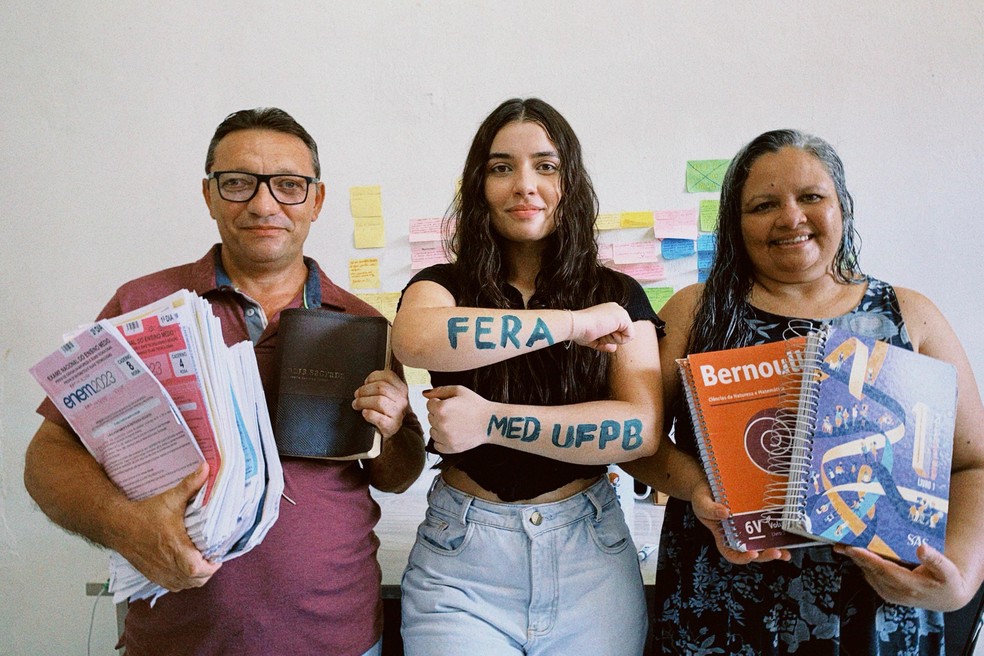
[530,511,543,526]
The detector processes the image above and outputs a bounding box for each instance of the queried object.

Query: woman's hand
[691,479,792,565]
[834,543,976,612]
[423,386,495,454]
[571,303,635,352]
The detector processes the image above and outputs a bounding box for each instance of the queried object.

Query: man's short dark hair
[205,107,321,178]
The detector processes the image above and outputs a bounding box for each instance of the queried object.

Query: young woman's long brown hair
[445,97,630,406]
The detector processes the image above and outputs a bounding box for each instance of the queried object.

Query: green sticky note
[699,199,720,232]
[686,159,730,193]
[644,286,674,313]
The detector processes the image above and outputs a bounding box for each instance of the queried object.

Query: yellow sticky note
[620,211,655,229]
[402,366,431,387]
[349,258,380,290]
[356,292,401,323]
[595,213,621,231]
[644,287,675,313]
[350,185,383,217]
[699,200,720,232]
[354,216,386,249]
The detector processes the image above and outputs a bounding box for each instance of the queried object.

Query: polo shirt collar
[208,244,325,308]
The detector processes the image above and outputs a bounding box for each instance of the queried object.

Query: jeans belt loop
[585,482,605,521]
[427,473,442,498]
[458,495,474,524]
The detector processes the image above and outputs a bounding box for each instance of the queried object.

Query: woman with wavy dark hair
[626,129,984,654]
[392,97,664,655]
[689,130,863,355]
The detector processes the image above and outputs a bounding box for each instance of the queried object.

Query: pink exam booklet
[30,320,204,501]
[113,307,221,503]
[33,294,282,605]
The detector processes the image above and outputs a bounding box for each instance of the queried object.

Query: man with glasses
[24,107,426,656]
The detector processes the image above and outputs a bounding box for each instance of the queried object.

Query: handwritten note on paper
[409,217,444,243]
[596,242,614,262]
[685,160,730,193]
[661,238,696,260]
[654,209,698,240]
[350,185,383,218]
[403,366,431,387]
[698,250,715,271]
[697,234,716,271]
[595,213,621,231]
[349,258,380,290]
[697,233,717,253]
[612,240,659,265]
[410,242,450,271]
[699,200,720,232]
[613,262,665,282]
[644,287,675,313]
[620,211,655,229]
[354,216,386,249]
[356,292,401,323]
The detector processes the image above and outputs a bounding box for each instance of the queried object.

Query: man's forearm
[367,424,426,493]
[24,419,131,550]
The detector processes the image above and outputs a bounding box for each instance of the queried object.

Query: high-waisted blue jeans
[401,474,647,656]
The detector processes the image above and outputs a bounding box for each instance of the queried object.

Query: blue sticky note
[661,238,695,260]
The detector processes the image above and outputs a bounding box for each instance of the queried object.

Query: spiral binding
[763,322,830,533]
[679,360,744,551]
[762,321,815,523]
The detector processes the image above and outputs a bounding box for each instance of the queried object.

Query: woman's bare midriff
[442,466,601,504]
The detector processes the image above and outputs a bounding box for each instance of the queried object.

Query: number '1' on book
[780,325,957,565]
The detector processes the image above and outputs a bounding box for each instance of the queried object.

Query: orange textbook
[679,337,816,551]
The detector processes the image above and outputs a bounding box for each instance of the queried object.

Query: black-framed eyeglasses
[208,170,319,205]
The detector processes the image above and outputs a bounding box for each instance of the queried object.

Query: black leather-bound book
[272,308,390,460]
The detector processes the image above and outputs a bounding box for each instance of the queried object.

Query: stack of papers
[30,290,283,603]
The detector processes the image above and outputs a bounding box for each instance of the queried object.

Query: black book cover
[273,308,390,460]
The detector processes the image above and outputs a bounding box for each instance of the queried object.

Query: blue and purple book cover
[783,326,957,564]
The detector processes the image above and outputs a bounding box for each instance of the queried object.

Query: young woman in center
[393,97,663,656]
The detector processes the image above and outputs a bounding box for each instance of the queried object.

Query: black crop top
[401,263,664,501]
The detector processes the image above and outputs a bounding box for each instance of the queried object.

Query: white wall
[2,2,982,654]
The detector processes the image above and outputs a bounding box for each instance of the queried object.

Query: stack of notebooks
[678,325,957,564]
[31,290,283,603]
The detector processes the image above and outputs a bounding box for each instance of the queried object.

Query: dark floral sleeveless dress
[653,278,945,655]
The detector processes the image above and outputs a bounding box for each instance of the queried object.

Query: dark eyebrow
[487,150,559,161]
[222,168,309,177]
